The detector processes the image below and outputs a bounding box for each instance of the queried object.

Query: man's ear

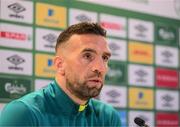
[54,56,65,75]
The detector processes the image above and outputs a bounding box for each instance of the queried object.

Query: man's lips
[86,79,103,88]
[88,79,102,84]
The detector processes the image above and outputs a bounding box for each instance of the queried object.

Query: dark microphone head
[134,117,145,126]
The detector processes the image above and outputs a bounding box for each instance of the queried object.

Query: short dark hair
[55,22,106,52]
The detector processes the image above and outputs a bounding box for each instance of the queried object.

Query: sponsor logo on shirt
[156,68,178,88]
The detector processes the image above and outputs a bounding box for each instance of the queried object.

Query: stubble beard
[66,77,103,101]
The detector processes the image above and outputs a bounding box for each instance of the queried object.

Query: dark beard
[66,79,103,100]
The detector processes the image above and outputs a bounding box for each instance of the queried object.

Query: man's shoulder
[19,87,46,105]
[0,100,37,126]
[4,84,51,113]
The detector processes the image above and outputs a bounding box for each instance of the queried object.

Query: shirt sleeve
[0,101,36,126]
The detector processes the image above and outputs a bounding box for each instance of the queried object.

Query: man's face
[62,34,111,100]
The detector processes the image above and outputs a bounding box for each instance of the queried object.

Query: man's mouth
[89,78,102,83]
[87,79,103,88]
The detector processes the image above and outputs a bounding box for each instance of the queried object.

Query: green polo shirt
[0,80,121,126]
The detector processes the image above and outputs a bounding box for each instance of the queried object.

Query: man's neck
[55,75,88,105]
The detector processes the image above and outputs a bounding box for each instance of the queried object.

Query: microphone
[134,117,149,127]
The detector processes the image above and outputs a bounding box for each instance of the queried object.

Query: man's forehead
[68,34,110,51]
[70,34,106,43]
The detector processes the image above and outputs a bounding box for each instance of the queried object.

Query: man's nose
[91,58,107,75]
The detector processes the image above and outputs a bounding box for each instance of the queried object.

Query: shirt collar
[48,80,89,115]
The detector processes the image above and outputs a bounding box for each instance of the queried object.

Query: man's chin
[88,86,102,97]
[86,81,103,89]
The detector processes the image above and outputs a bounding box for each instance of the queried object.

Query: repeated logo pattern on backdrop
[0,0,179,126]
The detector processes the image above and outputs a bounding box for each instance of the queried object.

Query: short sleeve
[0,101,36,126]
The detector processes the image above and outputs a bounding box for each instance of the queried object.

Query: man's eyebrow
[81,48,96,54]
[104,52,111,58]
[81,48,111,57]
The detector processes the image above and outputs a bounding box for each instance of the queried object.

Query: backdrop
[0,0,180,126]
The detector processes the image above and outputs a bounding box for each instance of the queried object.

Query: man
[0,22,121,126]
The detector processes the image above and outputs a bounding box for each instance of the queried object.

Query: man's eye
[102,55,109,62]
[83,53,93,60]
